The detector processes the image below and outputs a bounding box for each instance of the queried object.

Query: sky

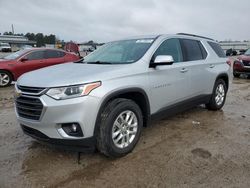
[0,0,249,43]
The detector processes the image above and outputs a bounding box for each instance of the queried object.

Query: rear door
[44,50,66,66]
[180,39,208,97]
[148,38,190,113]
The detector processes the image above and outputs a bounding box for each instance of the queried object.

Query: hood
[0,59,14,67]
[17,62,139,88]
[0,58,11,63]
[238,55,250,61]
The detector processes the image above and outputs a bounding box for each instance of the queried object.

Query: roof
[28,47,65,51]
[112,33,215,42]
[176,33,214,41]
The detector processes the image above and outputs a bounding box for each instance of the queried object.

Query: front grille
[15,96,43,120]
[17,85,46,95]
[242,60,250,66]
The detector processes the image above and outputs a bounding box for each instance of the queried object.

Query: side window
[207,41,226,58]
[46,50,65,59]
[153,38,183,63]
[26,51,45,60]
[181,39,205,61]
[59,51,66,57]
[199,42,208,59]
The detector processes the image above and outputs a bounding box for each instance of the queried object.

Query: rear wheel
[0,71,12,87]
[206,79,227,111]
[97,98,143,157]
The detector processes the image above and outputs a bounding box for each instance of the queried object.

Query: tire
[206,79,227,111]
[0,70,12,87]
[233,72,240,78]
[97,98,143,157]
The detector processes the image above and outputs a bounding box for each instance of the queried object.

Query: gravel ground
[0,72,250,187]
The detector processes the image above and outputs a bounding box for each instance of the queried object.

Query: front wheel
[206,79,227,111]
[97,98,143,157]
[233,72,240,78]
[0,71,12,87]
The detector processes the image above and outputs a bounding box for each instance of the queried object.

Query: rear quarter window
[207,41,226,58]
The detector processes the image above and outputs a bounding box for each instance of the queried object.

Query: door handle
[180,68,188,73]
[209,64,215,68]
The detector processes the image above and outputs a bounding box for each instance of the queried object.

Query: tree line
[2,31,56,47]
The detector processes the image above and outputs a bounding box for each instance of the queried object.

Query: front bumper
[233,62,250,74]
[16,94,101,149]
[1,48,11,52]
[233,66,250,75]
[21,124,95,152]
[233,71,250,75]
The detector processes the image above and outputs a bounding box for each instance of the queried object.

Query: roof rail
[177,33,214,41]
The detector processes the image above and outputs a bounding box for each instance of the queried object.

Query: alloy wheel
[215,84,225,106]
[112,110,138,149]
[0,73,10,86]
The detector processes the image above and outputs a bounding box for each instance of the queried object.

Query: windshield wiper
[86,61,112,64]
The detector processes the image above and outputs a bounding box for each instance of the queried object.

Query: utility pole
[11,24,14,35]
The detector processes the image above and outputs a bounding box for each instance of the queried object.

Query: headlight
[46,81,101,100]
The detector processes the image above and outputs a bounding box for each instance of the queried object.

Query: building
[0,35,36,51]
[219,41,250,53]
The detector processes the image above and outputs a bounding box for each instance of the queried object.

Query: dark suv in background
[233,48,250,78]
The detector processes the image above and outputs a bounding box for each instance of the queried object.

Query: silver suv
[15,33,230,157]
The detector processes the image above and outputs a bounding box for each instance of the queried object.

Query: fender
[215,72,229,90]
[93,87,151,137]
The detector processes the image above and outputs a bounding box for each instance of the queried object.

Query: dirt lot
[0,77,250,188]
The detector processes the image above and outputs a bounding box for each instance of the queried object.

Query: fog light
[72,124,77,132]
[61,123,83,137]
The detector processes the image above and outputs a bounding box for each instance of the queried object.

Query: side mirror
[20,57,28,62]
[150,55,174,68]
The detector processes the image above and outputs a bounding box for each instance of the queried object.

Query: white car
[0,43,11,52]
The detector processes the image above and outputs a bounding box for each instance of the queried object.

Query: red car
[233,48,250,78]
[0,48,80,87]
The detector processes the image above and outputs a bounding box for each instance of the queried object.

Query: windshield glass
[244,49,250,56]
[3,49,29,60]
[83,38,155,64]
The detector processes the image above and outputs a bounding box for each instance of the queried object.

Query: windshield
[3,49,29,60]
[83,38,155,64]
[244,49,250,56]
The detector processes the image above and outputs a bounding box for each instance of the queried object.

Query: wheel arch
[0,69,14,82]
[94,87,151,137]
[215,73,229,91]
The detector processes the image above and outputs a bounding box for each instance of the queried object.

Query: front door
[148,38,190,114]
[15,50,46,78]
